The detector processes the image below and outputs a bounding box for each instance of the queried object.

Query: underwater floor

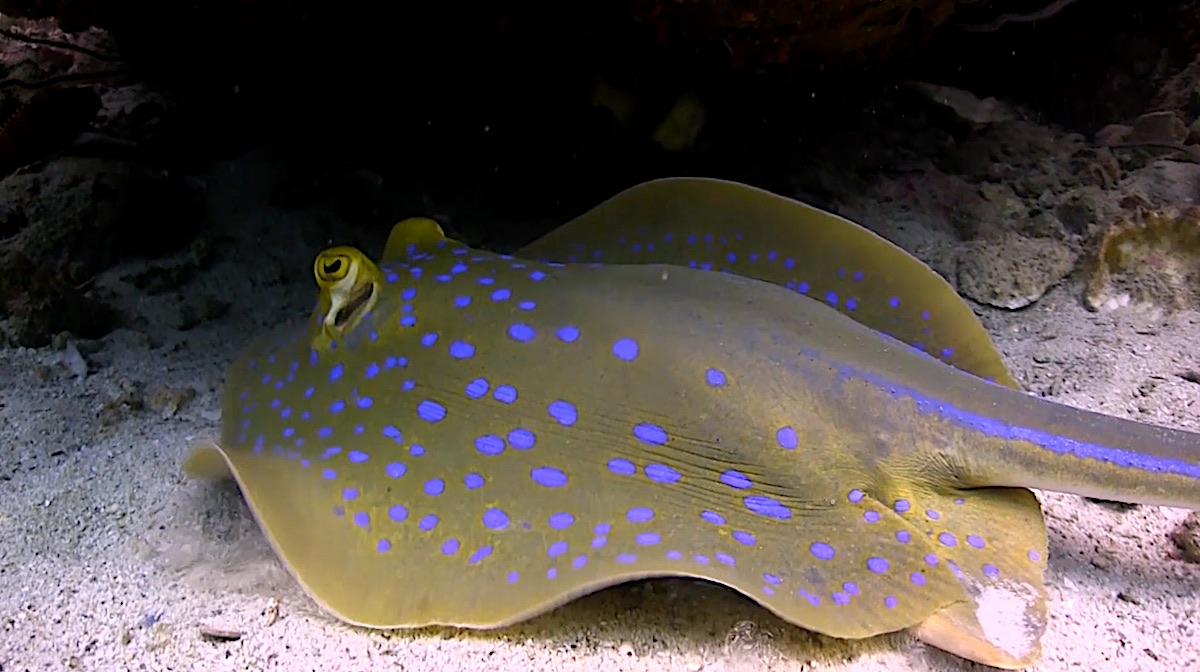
[1,144,1198,671]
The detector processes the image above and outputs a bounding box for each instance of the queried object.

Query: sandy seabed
[1,152,1198,672]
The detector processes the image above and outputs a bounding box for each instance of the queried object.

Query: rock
[1127,111,1189,145]
[956,232,1078,309]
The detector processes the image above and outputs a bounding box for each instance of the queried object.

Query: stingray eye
[315,252,352,284]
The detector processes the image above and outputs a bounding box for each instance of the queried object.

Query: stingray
[187,178,1200,669]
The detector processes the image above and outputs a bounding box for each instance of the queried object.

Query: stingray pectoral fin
[184,440,234,479]
[179,444,437,627]
[519,177,1021,390]
[897,485,1048,668]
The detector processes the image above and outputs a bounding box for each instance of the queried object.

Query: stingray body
[188,180,1200,670]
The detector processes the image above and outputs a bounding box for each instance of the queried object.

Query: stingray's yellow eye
[315,252,353,285]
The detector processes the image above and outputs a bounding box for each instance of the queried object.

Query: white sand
[2,152,1198,672]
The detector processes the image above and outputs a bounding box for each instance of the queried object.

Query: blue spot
[365,363,381,378]
[547,400,578,426]
[556,325,580,343]
[418,400,446,423]
[595,522,612,535]
[700,510,725,525]
[353,511,369,528]
[705,368,726,387]
[615,554,636,564]
[421,333,439,348]
[465,377,489,398]
[419,513,439,531]
[386,462,407,479]
[377,539,392,553]
[328,363,344,382]
[715,552,735,565]
[744,495,792,520]
[845,297,859,311]
[896,530,911,544]
[832,591,850,605]
[612,338,639,361]
[547,541,568,557]
[507,571,519,584]
[400,315,417,328]
[451,262,468,274]
[531,466,568,488]
[626,507,654,523]
[940,346,955,359]
[573,555,588,569]
[356,396,374,409]
[475,434,505,456]
[888,296,901,308]
[776,426,798,449]
[467,545,493,565]
[864,510,881,523]
[348,450,369,464]
[910,572,926,586]
[482,508,510,530]
[508,427,536,449]
[494,384,517,404]
[825,290,839,305]
[342,487,359,501]
[401,288,417,300]
[449,341,475,359]
[719,470,753,489]
[867,557,890,574]
[967,534,986,549]
[810,541,835,560]
[848,489,865,503]
[894,498,911,513]
[983,563,1000,579]
[464,473,485,489]
[549,512,575,529]
[518,300,536,311]
[732,530,756,545]
[636,532,661,546]
[530,270,547,281]
[644,463,681,484]
[491,288,511,302]
[508,323,536,342]
[424,478,445,496]
[939,532,957,547]
[329,400,346,414]
[666,550,682,560]
[382,425,403,442]
[633,423,668,445]
[607,458,636,475]
[441,539,460,555]
[454,295,471,308]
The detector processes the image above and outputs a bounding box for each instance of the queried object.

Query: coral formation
[1085,205,1200,313]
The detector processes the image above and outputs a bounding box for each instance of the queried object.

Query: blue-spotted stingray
[186,178,1200,670]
